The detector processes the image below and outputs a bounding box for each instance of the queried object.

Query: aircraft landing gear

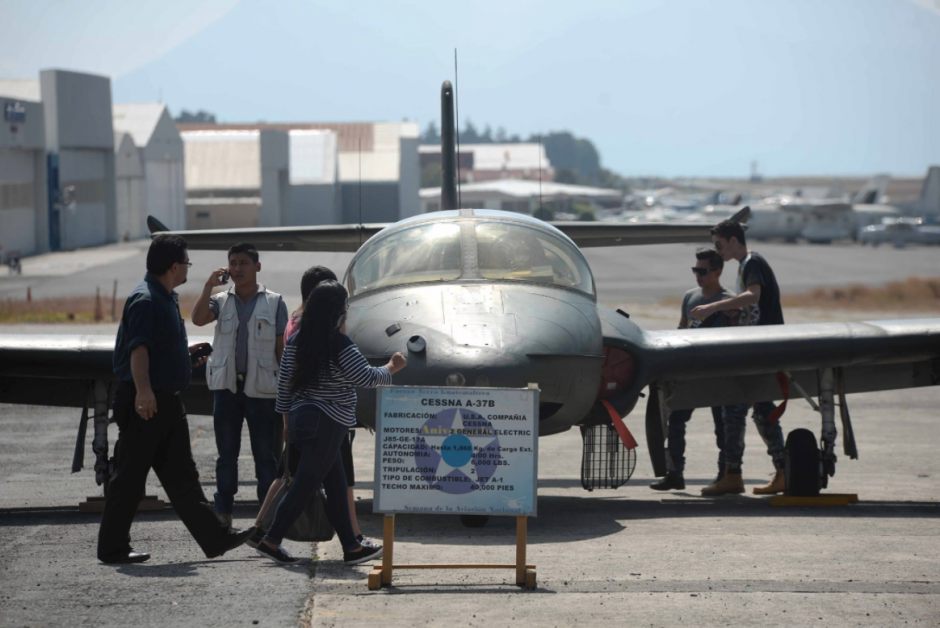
[460,515,490,528]
[782,368,856,496]
[784,429,821,497]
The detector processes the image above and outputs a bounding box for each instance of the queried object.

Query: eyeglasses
[691,267,712,276]
[180,260,193,267]
[713,240,724,251]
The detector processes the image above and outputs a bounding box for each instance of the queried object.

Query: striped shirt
[275,333,391,426]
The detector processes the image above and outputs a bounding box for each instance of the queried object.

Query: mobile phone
[220,271,230,283]
[191,344,213,364]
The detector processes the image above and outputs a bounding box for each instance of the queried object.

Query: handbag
[259,441,335,543]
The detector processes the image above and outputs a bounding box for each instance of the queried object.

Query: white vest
[206,286,282,398]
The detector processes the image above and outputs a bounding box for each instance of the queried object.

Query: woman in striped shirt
[257,280,407,565]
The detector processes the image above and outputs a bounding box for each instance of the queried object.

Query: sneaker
[356,534,378,549]
[344,544,383,566]
[246,526,266,549]
[649,473,685,491]
[256,542,301,565]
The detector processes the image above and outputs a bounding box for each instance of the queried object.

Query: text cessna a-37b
[1,82,938,511]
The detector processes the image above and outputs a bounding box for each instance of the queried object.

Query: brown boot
[753,470,786,495]
[700,472,745,496]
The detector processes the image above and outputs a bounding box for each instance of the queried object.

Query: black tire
[460,515,490,528]
[785,428,821,497]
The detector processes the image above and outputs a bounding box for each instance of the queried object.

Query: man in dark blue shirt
[98,234,255,564]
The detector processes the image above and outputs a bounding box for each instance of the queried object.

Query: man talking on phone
[191,243,288,526]
[99,234,254,563]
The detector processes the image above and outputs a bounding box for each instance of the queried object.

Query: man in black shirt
[690,220,787,495]
[99,234,255,563]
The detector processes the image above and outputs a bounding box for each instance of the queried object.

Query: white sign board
[374,386,538,516]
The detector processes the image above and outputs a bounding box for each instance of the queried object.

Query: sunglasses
[691,267,713,276]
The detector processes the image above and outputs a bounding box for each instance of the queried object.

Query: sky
[2,0,939,178]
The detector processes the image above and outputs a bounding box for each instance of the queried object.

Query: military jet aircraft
[1,82,939,507]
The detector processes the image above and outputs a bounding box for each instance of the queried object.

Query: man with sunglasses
[100,234,255,563]
[690,220,787,496]
[651,248,737,491]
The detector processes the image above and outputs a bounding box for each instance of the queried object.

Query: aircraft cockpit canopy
[347,218,594,297]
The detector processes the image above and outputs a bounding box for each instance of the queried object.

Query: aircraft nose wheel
[784,428,822,497]
[460,515,490,528]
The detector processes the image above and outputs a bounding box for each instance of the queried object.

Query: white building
[420,179,623,215]
[419,143,554,183]
[0,70,118,252]
[177,121,419,224]
[181,130,290,229]
[0,94,48,258]
[287,130,341,226]
[113,132,145,241]
[112,104,186,234]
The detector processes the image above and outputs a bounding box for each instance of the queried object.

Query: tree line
[420,120,627,191]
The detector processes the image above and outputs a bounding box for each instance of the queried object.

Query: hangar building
[0,94,48,259]
[112,104,186,235]
[0,69,117,253]
[181,130,290,229]
[287,130,341,226]
[177,121,419,224]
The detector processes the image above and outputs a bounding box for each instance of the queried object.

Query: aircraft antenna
[358,137,363,247]
[440,82,458,210]
[538,133,544,220]
[454,48,462,209]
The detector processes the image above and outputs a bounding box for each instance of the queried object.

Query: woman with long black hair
[257,280,407,565]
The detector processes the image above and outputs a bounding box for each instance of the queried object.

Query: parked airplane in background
[858,218,940,247]
[686,168,940,244]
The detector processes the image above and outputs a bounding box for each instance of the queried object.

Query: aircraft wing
[145,206,749,252]
[146,222,390,253]
[550,222,715,247]
[595,308,940,475]
[639,319,940,409]
[0,334,216,416]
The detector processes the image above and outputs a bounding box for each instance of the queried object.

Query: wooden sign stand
[368,514,536,590]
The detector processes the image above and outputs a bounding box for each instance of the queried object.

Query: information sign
[374,386,538,516]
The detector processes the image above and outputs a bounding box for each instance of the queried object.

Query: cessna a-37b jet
[1,82,938,507]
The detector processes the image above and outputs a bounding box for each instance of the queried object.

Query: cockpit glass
[475,222,594,295]
[348,223,462,296]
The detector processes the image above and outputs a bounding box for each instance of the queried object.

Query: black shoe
[99,550,151,564]
[256,542,301,565]
[206,526,256,559]
[246,526,266,549]
[649,473,685,491]
[344,544,383,565]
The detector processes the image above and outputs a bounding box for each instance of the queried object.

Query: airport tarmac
[1,238,939,306]
[1,240,938,627]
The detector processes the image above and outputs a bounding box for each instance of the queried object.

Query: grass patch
[0,295,197,324]
[782,276,940,311]
[657,276,940,313]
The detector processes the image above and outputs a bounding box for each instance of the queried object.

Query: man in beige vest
[192,243,289,526]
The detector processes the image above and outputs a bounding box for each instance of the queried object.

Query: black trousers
[97,383,230,559]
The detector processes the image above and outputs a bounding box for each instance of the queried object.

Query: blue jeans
[264,406,360,552]
[667,407,724,474]
[722,401,786,472]
[213,381,278,514]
